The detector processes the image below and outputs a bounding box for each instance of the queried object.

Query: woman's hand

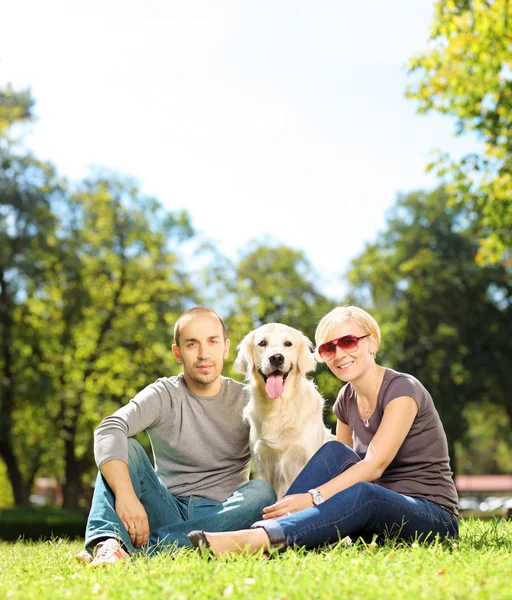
[262,493,314,520]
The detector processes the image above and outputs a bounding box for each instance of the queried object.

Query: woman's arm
[318,395,418,500]
[262,396,418,518]
[336,420,352,446]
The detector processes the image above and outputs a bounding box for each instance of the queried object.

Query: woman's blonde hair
[315,305,381,362]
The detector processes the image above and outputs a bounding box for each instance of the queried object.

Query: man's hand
[115,494,150,547]
[262,493,314,520]
[100,459,150,547]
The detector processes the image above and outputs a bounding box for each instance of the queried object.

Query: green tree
[228,242,334,341]
[347,187,512,466]
[1,85,200,508]
[456,402,512,475]
[0,85,62,506]
[406,0,512,263]
[221,242,338,426]
[25,174,196,508]
[0,84,33,140]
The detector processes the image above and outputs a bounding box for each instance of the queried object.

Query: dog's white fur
[235,323,333,499]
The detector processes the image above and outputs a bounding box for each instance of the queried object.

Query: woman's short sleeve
[382,375,425,412]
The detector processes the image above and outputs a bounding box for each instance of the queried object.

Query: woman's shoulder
[381,368,429,408]
[383,368,422,387]
[337,382,356,402]
[333,382,355,422]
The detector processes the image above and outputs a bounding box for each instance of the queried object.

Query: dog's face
[234,323,316,399]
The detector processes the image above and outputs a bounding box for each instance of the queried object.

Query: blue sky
[1,0,479,299]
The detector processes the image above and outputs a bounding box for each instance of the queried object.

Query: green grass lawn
[0,519,510,600]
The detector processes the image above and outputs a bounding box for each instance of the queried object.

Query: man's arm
[100,460,150,547]
[94,382,168,547]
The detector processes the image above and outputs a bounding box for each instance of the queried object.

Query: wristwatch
[308,488,325,506]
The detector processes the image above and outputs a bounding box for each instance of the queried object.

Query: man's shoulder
[221,375,245,388]
[221,376,249,398]
[154,373,185,387]
[135,374,185,401]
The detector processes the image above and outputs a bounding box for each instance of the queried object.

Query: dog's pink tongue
[265,373,284,399]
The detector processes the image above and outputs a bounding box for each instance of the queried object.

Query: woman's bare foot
[203,528,271,557]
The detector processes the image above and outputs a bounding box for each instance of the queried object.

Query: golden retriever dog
[234,323,333,499]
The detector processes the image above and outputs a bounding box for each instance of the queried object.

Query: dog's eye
[284,341,293,347]
[258,339,267,347]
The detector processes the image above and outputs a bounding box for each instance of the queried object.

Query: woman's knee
[314,440,359,464]
[351,481,376,499]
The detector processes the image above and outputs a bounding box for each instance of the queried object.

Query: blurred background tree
[347,187,512,467]
[226,242,334,351]
[456,402,512,475]
[1,86,198,508]
[33,175,196,508]
[406,0,512,264]
[0,84,33,139]
[1,86,63,506]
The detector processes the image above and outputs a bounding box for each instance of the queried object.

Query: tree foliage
[456,402,512,475]
[228,242,334,340]
[0,84,33,140]
[0,87,63,506]
[406,0,512,263]
[32,175,196,507]
[0,84,198,507]
[221,242,338,426]
[348,187,512,466]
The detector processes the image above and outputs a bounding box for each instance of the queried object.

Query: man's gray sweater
[94,374,251,502]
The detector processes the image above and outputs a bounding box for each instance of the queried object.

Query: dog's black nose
[269,353,284,367]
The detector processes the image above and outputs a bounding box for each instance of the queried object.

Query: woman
[188,306,459,556]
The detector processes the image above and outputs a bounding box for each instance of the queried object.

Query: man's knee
[242,478,277,507]
[127,438,152,470]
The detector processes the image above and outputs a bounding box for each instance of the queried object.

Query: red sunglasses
[318,334,370,361]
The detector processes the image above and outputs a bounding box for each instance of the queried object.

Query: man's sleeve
[94,382,167,469]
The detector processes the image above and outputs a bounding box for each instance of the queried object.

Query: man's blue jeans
[85,439,276,555]
[252,441,459,549]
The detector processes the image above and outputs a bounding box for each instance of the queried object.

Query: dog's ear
[297,332,316,375]
[234,331,255,375]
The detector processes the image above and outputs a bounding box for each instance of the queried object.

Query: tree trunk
[62,435,82,510]
[0,442,30,507]
[0,268,30,507]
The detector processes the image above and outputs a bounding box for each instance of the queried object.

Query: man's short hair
[174,307,227,347]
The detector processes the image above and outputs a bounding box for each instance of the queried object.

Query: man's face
[172,313,230,394]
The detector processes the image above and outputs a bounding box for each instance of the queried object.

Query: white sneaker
[91,538,129,567]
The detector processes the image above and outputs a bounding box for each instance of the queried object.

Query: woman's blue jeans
[85,439,276,555]
[252,441,458,549]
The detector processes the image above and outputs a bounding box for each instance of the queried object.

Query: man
[76,307,276,566]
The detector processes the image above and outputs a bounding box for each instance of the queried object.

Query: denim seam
[141,473,182,519]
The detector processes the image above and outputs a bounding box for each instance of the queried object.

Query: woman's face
[321,319,375,382]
